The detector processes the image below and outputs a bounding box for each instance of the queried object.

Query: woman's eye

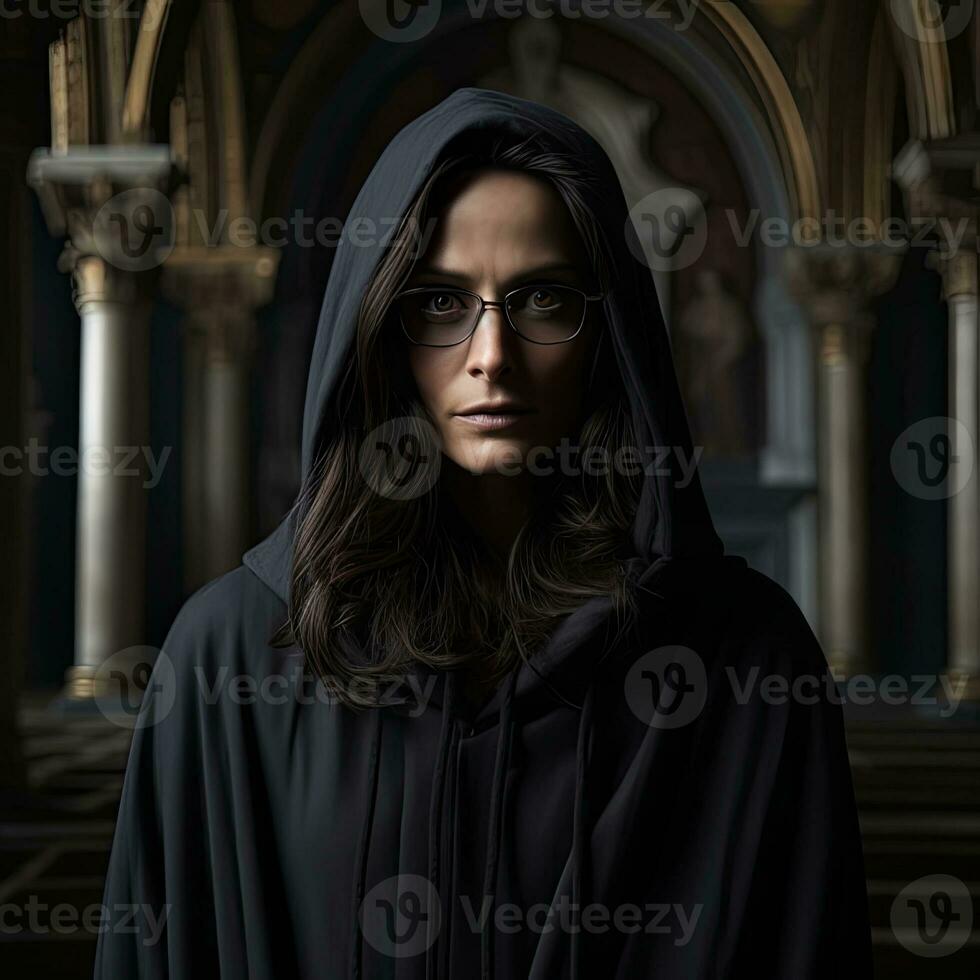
[424,293,460,314]
[529,289,560,311]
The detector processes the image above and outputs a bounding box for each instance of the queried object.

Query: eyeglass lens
[398,286,587,346]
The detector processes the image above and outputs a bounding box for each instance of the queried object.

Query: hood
[239,87,731,980]
[243,86,723,609]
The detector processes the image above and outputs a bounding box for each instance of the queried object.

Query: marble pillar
[162,248,278,591]
[934,249,980,698]
[894,135,980,699]
[787,246,904,675]
[27,145,174,701]
[65,255,151,698]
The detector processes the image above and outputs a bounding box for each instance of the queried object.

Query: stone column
[894,136,980,699]
[27,146,175,702]
[786,246,904,675]
[65,253,152,698]
[162,247,278,590]
[933,248,980,698]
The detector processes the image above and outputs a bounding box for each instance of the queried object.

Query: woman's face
[401,168,599,477]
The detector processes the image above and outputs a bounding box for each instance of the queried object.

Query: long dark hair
[272,131,644,708]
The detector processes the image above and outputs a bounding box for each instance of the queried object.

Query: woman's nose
[465,305,514,382]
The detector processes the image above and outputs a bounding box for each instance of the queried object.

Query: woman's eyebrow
[409,265,470,283]
[508,263,584,284]
[409,262,585,286]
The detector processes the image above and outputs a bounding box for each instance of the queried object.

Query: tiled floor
[0,698,131,979]
[847,715,980,978]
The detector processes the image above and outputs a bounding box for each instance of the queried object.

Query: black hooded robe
[94,88,873,980]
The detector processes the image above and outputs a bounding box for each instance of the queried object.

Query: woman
[95,88,872,979]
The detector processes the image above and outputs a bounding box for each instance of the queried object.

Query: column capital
[26,144,179,308]
[161,245,280,362]
[58,250,151,314]
[928,248,978,301]
[785,245,904,365]
[785,244,905,317]
[893,135,979,253]
[26,145,177,231]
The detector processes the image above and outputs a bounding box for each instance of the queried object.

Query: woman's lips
[454,412,531,431]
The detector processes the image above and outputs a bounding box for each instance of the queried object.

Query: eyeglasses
[394,283,605,348]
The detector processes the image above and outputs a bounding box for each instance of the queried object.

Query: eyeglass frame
[394,282,606,348]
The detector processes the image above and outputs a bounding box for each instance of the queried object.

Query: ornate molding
[26,145,178,318]
[701,0,821,221]
[26,144,176,233]
[931,249,978,300]
[785,245,905,323]
[886,0,956,139]
[49,17,90,151]
[893,135,979,261]
[122,0,174,138]
[864,10,901,227]
[161,245,280,363]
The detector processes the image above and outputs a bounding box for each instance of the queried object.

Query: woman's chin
[446,437,535,477]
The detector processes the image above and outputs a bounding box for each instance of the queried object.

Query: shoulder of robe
[160,563,290,686]
[708,562,829,682]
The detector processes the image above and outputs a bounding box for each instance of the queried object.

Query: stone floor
[0,697,130,978]
[0,697,978,978]
[848,713,980,978]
